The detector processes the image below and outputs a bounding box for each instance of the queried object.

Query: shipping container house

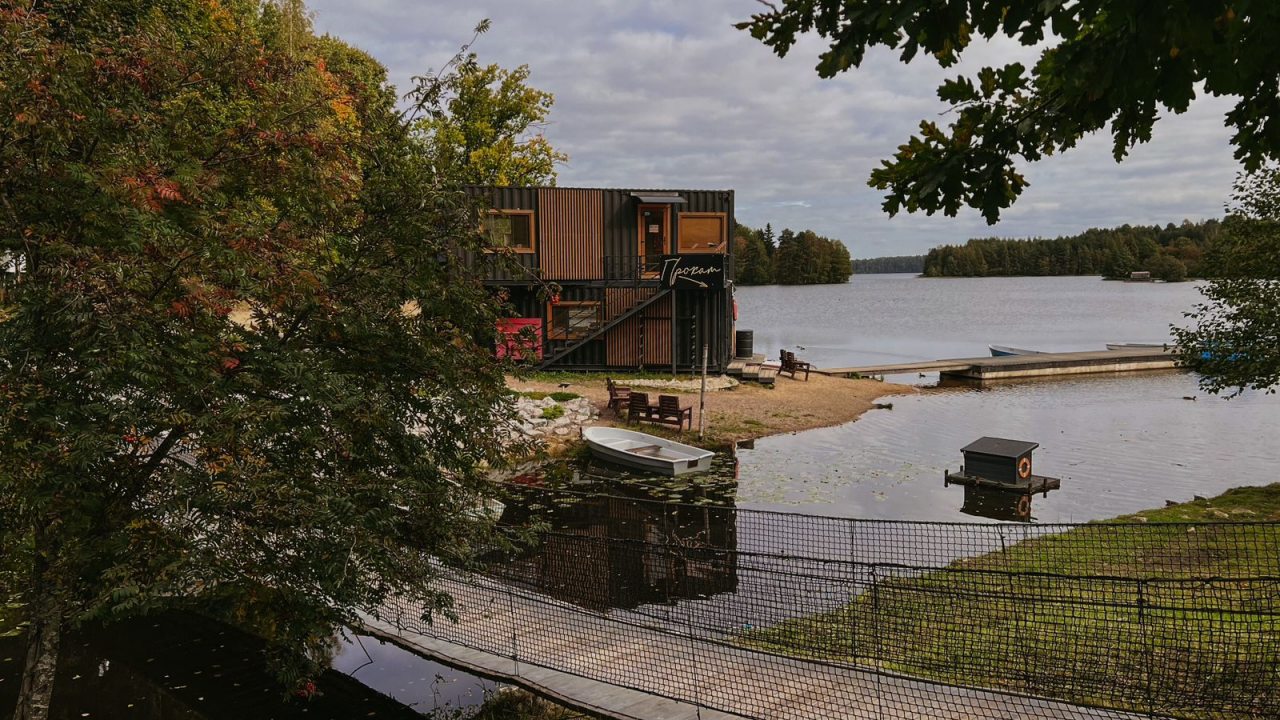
[470,186,736,372]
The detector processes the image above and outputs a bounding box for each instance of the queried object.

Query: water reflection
[0,613,428,719]
[960,486,1035,522]
[491,458,740,612]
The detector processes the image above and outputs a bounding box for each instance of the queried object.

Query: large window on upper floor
[483,210,536,253]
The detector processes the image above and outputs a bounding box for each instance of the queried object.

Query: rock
[552,427,571,436]
[1209,509,1230,519]
[1164,500,1178,507]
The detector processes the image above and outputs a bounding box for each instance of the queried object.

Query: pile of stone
[508,395,598,443]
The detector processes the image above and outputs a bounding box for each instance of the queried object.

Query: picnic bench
[606,378,631,414]
[627,391,693,431]
[780,349,811,380]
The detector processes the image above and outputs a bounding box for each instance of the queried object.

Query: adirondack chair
[606,377,632,414]
[780,350,812,380]
[627,391,658,424]
[657,394,693,431]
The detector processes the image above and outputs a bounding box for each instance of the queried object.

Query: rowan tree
[0,2,518,718]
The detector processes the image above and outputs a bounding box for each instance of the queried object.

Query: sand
[509,372,914,446]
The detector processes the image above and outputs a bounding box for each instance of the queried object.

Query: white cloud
[308,0,1239,256]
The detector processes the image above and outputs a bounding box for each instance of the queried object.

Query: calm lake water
[735,275,1279,523]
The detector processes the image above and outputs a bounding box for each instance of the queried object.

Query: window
[483,210,535,253]
[548,301,600,340]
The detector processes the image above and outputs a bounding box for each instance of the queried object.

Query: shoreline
[508,372,915,448]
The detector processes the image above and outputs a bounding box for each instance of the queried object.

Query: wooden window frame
[636,204,671,258]
[482,209,536,254]
[547,300,601,341]
[676,211,728,253]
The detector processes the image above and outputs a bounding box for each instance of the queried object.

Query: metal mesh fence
[380,486,1280,720]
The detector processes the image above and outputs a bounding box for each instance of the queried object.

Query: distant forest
[923,220,1220,281]
[852,255,925,274]
[733,223,853,285]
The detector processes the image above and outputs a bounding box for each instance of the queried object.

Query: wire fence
[382,486,1280,720]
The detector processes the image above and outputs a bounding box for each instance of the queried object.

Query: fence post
[1138,578,1154,716]
[870,565,885,720]
[506,581,520,677]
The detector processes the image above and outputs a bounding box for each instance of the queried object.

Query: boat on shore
[988,345,1045,357]
[1105,342,1170,351]
[582,426,714,476]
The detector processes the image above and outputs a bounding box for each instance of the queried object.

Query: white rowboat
[1105,342,1170,351]
[582,426,714,476]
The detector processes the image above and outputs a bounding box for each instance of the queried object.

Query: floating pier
[819,347,1178,381]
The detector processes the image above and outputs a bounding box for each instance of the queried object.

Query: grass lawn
[740,484,1280,718]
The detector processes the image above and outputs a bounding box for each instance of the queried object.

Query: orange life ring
[1017,456,1031,479]
[1016,495,1031,517]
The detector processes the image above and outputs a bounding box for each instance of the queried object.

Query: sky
[307,0,1241,257]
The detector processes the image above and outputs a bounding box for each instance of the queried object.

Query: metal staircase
[537,289,671,369]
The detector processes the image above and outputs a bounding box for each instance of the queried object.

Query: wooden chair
[657,394,693,431]
[627,391,657,424]
[606,377,631,414]
[780,350,812,381]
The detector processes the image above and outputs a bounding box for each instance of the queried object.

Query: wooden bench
[606,378,631,414]
[626,391,692,431]
[780,350,811,381]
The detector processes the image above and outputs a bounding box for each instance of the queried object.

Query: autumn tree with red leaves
[0,2,519,717]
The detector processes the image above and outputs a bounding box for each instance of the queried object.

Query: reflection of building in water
[499,488,738,612]
[961,486,1037,522]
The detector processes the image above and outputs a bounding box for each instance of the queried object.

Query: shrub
[548,391,579,402]
[540,405,564,421]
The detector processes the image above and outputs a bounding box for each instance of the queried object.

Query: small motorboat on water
[988,345,1045,357]
[582,426,714,476]
[1105,342,1171,351]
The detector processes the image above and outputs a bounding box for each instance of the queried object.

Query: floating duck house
[945,436,1061,495]
[471,186,736,372]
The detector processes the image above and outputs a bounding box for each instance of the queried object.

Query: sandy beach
[509,372,914,446]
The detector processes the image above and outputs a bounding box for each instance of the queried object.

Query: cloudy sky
[308,0,1240,257]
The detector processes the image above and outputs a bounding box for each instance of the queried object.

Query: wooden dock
[819,348,1178,381]
[363,572,1142,720]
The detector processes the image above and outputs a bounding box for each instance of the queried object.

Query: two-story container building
[471,186,735,372]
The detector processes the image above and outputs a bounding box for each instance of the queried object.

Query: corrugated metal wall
[600,189,734,262]
[607,293,672,368]
[538,188,602,280]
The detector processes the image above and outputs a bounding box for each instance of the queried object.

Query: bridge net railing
[381,487,1280,720]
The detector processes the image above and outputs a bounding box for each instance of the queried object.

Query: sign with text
[659,254,725,290]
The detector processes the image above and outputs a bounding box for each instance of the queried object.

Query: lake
[734,275,1279,523]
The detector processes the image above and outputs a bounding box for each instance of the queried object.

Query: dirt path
[509,373,914,446]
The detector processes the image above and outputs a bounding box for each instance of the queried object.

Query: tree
[739,2,1280,223]
[415,26,568,186]
[1174,166,1280,394]
[0,3,517,718]
[1147,253,1188,282]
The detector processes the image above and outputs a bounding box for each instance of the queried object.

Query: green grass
[740,484,1280,718]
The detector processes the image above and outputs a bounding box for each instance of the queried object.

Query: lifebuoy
[1016,495,1031,517]
[1017,456,1031,479]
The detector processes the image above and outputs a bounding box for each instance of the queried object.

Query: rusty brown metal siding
[607,293,672,367]
[537,188,602,280]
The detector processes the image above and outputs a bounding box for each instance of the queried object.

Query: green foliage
[738,2,1280,223]
[520,391,549,400]
[852,255,925,274]
[735,225,851,285]
[922,220,1220,278]
[0,0,523,712]
[412,23,567,187]
[539,405,565,421]
[547,391,579,402]
[1174,166,1280,395]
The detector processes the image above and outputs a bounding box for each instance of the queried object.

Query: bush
[548,391,579,402]
[520,391,548,400]
[540,405,564,421]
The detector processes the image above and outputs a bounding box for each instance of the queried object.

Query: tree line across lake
[921,220,1219,281]
[734,223,853,285]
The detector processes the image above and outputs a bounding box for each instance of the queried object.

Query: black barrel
[735,329,754,358]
